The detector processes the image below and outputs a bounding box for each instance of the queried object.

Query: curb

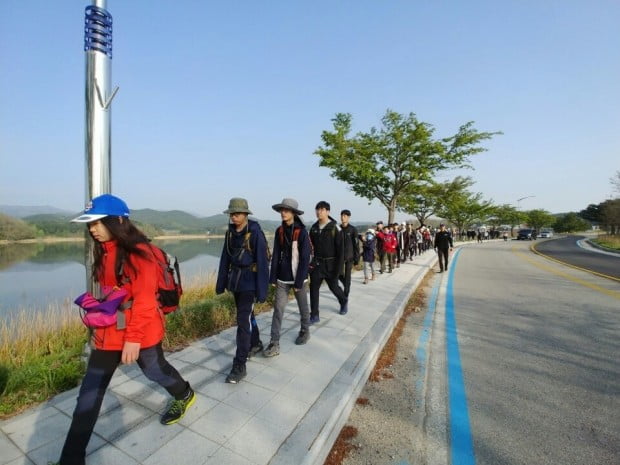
[270,258,436,465]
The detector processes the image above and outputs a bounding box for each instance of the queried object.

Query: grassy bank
[591,234,620,252]
[0,273,274,419]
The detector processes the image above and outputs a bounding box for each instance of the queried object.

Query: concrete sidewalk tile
[189,403,250,445]
[111,377,157,400]
[204,446,259,465]
[201,352,234,374]
[222,383,276,415]
[27,433,106,465]
[113,419,183,462]
[175,346,213,365]
[3,409,70,452]
[131,388,169,413]
[4,456,34,465]
[246,365,296,392]
[93,401,153,441]
[142,429,219,465]
[181,366,220,391]
[54,391,123,417]
[203,335,236,354]
[278,373,328,404]
[86,444,139,465]
[254,393,310,431]
[225,416,290,464]
[179,393,218,427]
[0,432,22,463]
[265,352,305,375]
[195,374,235,401]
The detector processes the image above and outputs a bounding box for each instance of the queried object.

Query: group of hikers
[50,193,453,465]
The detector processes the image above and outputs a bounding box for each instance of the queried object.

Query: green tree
[553,213,590,233]
[435,190,493,239]
[525,209,556,231]
[600,199,620,234]
[611,170,620,195]
[0,214,38,240]
[315,110,500,223]
[489,204,523,236]
[579,203,603,223]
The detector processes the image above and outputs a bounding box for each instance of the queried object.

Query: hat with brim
[71,194,130,223]
[223,197,252,215]
[272,198,303,215]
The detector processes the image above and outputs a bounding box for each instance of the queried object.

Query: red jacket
[376,231,397,253]
[94,241,164,351]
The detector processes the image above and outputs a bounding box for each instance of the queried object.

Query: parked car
[517,228,535,240]
[539,229,554,238]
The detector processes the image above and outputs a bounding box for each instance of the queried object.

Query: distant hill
[6,207,283,237]
[0,205,74,218]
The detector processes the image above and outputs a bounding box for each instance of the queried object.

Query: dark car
[517,228,535,240]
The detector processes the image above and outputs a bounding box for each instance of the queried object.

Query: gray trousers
[363,261,375,279]
[271,280,310,343]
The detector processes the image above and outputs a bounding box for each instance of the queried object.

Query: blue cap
[71,194,130,222]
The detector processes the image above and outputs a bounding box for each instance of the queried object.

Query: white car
[539,230,553,238]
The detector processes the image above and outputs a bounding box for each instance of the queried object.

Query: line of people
[51,193,453,465]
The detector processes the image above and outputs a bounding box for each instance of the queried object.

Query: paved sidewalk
[1,251,437,465]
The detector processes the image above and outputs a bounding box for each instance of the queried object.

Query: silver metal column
[84,0,118,293]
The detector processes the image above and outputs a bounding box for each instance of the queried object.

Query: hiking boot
[263,342,280,357]
[161,387,196,425]
[295,329,310,345]
[247,340,264,359]
[225,362,247,384]
[309,315,320,325]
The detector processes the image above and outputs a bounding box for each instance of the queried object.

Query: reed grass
[592,234,620,251]
[0,273,274,419]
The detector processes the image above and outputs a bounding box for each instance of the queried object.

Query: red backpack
[118,244,183,316]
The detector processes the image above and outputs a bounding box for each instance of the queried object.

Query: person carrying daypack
[263,198,312,357]
[216,198,269,384]
[51,194,194,465]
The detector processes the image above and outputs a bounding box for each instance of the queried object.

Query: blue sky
[1,0,619,222]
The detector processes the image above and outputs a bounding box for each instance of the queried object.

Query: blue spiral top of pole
[84,6,113,58]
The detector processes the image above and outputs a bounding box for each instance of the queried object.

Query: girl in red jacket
[52,194,194,465]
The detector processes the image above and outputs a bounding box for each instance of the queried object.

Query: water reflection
[0,238,225,319]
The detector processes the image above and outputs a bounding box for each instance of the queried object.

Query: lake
[0,238,226,321]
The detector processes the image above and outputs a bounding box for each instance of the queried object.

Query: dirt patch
[324,270,433,465]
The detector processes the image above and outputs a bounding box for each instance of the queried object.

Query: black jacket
[340,224,360,264]
[309,218,344,279]
[434,230,453,250]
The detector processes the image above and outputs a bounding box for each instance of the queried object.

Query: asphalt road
[533,235,620,280]
[425,239,620,465]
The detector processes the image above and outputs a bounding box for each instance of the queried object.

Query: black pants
[309,269,347,317]
[59,343,188,465]
[437,248,449,271]
[233,291,261,365]
[338,260,354,297]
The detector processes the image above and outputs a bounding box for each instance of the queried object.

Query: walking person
[375,221,386,273]
[216,198,269,383]
[376,224,397,272]
[434,223,454,273]
[309,201,348,320]
[338,209,359,298]
[52,194,195,465]
[360,228,377,284]
[263,198,312,357]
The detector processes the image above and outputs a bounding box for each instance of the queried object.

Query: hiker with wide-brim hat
[263,198,312,358]
[216,197,269,384]
[52,194,195,465]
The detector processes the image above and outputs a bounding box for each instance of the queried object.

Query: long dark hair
[91,216,150,282]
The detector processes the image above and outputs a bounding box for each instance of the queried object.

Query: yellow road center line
[512,247,620,300]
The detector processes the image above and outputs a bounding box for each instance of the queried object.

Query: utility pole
[84,0,118,294]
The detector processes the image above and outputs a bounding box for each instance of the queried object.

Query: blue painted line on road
[446,248,476,465]
[415,275,440,396]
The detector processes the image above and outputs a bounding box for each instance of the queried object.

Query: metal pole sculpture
[84,0,118,293]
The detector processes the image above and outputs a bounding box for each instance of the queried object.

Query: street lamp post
[515,195,535,229]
